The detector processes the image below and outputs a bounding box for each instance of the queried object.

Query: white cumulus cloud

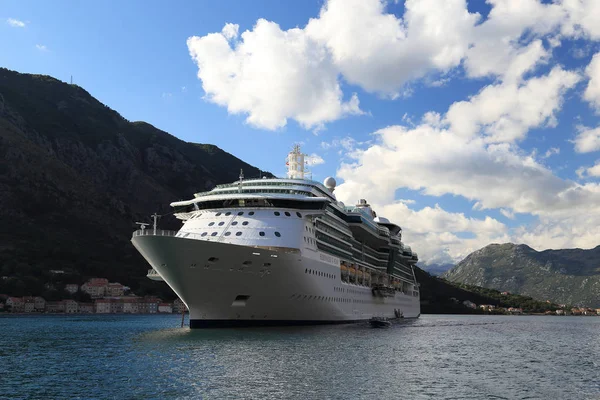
[187,19,363,130]
[584,52,600,113]
[573,125,600,153]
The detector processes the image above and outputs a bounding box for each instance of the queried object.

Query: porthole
[242,221,249,226]
[218,221,225,226]
[201,232,208,237]
[296,212,302,218]
[225,212,231,216]
[237,211,244,216]
[236,232,242,236]
[208,222,215,226]
[249,211,255,216]
[232,221,238,226]
[211,232,218,236]
[285,211,291,217]
[259,232,265,237]
[274,211,280,216]
[224,232,231,236]
[216,212,221,216]
[274,232,281,237]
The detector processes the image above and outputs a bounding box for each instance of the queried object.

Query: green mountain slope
[0,68,270,298]
[443,243,600,307]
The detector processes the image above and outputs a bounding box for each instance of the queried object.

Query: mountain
[419,262,454,276]
[0,68,271,299]
[443,243,600,307]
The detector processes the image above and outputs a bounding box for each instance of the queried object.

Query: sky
[2,0,600,265]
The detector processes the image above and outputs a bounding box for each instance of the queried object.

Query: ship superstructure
[132,145,420,327]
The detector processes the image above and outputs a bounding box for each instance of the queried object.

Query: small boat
[369,317,392,328]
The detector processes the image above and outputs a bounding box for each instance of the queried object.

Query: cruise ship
[132,146,420,328]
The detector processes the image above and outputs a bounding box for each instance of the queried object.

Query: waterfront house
[123,297,141,313]
[94,299,112,313]
[140,297,160,314]
[78,303,94,313]
[109,299,124,313]
[6,297,24,312]
[34,297,45,311]
[507,307,523,314]
[158,303,173,313]
[65,284,79,294]
[596,309,600,316]
[480,304,495,312]
[46,301,66,313]
[22,297,36,312]
[556,309,565,315]
[64,299,79,313]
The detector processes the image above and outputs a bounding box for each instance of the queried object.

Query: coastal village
[460,294,600,316]
[0,278,187,314]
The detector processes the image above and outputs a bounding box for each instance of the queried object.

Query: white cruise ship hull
[132,234,420,328]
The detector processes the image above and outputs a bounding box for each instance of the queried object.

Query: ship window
[274,211,280,216]
[236,232,242,236]
[216,212,222,216]
[242,261,252,265]
[259,232,265,237]
[218,222,225,226]
[285,212,291,217]
[249,211,255,216]
[296,212,302,218]
[237,211,244,216]
[274,232,281,237]
[232,221,238,226]
[201,232,207,237]
[211,232,218,236]
[209,222,215,226]
[242,221,249,226]
[225,212,231,216]
[263,263,271,267]
[224,232,231,236]
[208,257,219,262]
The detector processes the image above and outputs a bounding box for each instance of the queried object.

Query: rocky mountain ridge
[0,68,270,298]
[443,243,600,307]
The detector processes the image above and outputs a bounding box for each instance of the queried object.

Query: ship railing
[133,229,178,237]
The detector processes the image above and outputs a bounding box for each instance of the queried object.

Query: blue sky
[3,0,600,263]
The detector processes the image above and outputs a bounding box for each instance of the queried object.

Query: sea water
[0,314,598,399]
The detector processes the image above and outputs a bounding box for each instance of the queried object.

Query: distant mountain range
[420,263,454,276]
[443,243,600,307]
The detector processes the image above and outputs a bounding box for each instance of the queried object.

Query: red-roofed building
[6,297,24,312]
[82,279,109,298]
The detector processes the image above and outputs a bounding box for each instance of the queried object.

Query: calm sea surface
[0,314,598,399]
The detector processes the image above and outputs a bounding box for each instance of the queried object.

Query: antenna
[70,75,73,85]
[151,213,159,235]
[135,222,149,233]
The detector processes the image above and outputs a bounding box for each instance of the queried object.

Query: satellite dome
[323,177,337,191]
